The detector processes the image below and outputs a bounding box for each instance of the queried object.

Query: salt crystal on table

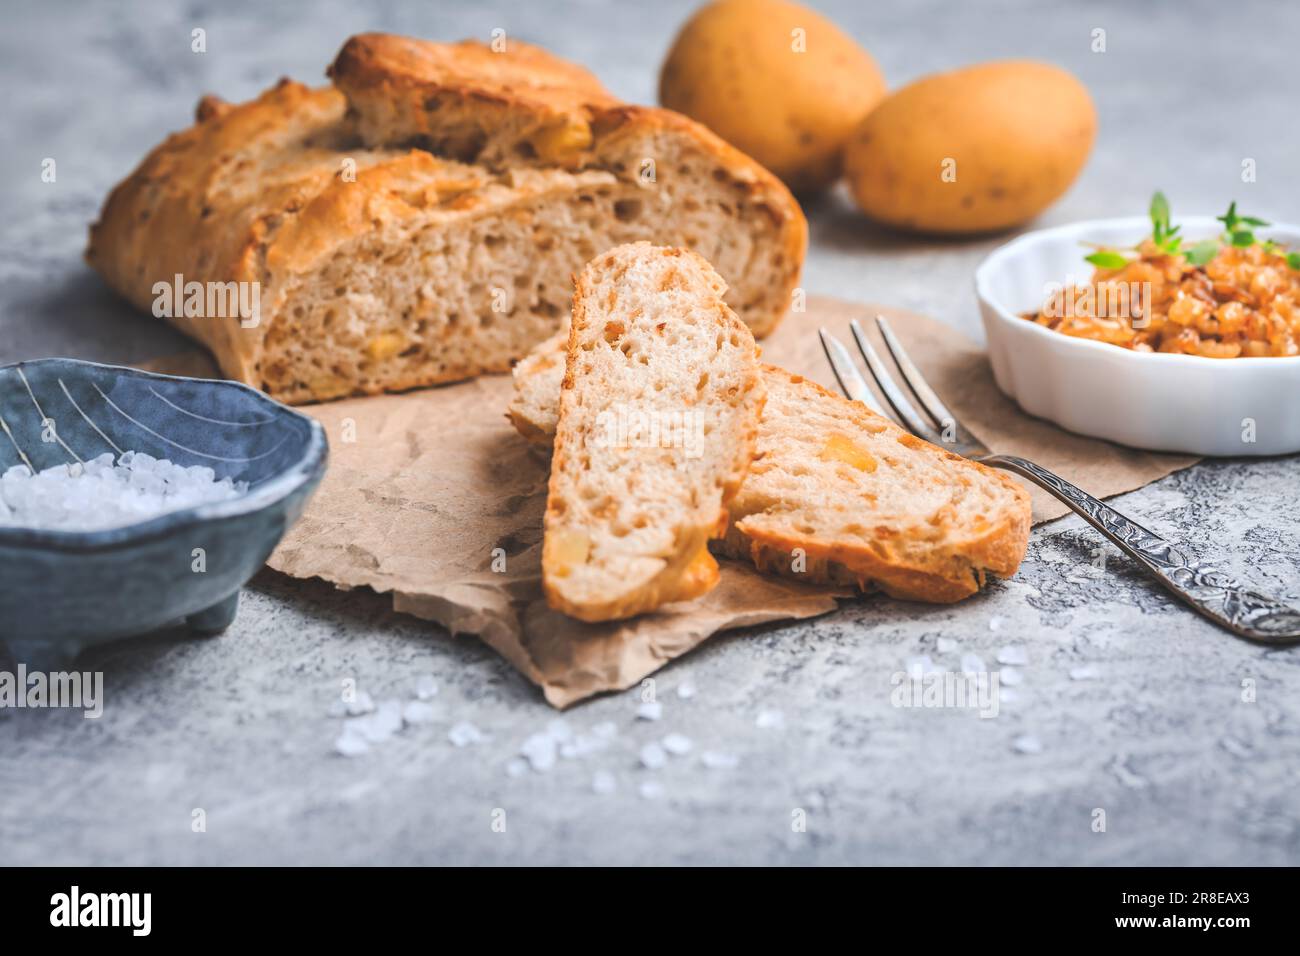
[1069,665,1099,681]
[0,451,247,532]
[676,681,697,700]
[701,751,739,770]
[1013,734,1043,755]
[561,733,609,759]
[937,637,959,654]
[353,700,403,743]
[402,701,437,725]
[636,701,663,722]
[997,646,1028,666]
[592,771,617,795]
[905,655,934,679]
[335,728,370,757]
[961,653,986,675]
[505,757,529,778]
[448,721,483,747]
[345,691,376,716]
[521,732,558,772]
[414,675,439,700]
[999,667,1023,687]
[638,780,665,800]
[756,709,785,730]
[639,741,668,770]
[989,617,1004,632]
[662,733,693,756]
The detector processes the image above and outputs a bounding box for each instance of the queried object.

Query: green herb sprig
[1083,193,1297,272]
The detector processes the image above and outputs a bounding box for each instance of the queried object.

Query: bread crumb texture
[542,244,765,621]
[514,333,1031,604]
[86,35,806,404]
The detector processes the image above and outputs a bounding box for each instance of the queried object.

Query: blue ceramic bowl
[0,358,327,664]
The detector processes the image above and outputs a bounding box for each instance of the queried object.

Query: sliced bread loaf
[543,244,765,621]
[515,336,1031,602]
[87,35,806,405]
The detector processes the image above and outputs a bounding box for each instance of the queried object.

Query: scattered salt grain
[960,653,986,675]
[905,655,935,679]
[638,780,665,800]
[592,771,617,795]
[521,731,559,772]
[334,730,370,757]
[662,733,694,756]
[755,709,785,730]
[448,721,484,747]
[1013,734,1043,755]
[414,675,439,700]
[636,700,663,721]
[999,688,1019,705]
[999,667,1023,687]
[988,617,1004,632]
[351,700,403,743]
[676,681,697,700]
[701,751,739,770]
[401,700,437,725]
[505,757,530,778]
[561,729,613,759]
[0,452,247,532]
[345,691,376,717]
[936,637,959,655]
[996,645,1028,666]
[639,741,668,770]
[1069,665,1099,681]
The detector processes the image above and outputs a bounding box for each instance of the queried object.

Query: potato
[843,61,1096,234]
[660,0,885,194]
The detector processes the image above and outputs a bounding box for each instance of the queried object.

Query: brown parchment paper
[144,296,1198,707]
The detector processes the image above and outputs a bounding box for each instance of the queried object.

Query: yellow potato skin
[660,0,886,194]
[844,61,1097,234]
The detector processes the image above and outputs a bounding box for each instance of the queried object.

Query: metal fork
[820,315,1300,644]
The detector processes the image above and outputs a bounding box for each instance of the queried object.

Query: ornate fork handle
[984,454,1300,644]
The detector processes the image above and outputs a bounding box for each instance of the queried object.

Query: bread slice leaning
[515,336,1031,603]
[87,34,806,405]
[543,244,765,622]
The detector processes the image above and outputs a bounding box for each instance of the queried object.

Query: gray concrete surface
[1,0,1298,865]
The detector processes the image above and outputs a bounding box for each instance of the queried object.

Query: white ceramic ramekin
[975,216,1300,456]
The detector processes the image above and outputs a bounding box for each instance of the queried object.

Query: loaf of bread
[86,34,806,404]
[543,244,764,621]
[513,334,1031,603]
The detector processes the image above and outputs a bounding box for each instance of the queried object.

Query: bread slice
[515,337,1030,602]
[86,35,806,405]
[543,244,765,621]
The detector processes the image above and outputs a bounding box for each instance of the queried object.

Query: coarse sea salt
[0,452,246,532]
[662,733,694,756]
[636,700,663,721]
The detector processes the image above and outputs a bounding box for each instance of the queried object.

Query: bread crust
[725,369,1031,602]
[330,33,806,336]
[87,35,806,404]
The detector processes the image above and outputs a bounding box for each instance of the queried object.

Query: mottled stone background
[1,0,1297,865]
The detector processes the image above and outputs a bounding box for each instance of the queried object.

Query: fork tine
[874,315,984,450]
[848,320,944,443]
[874,316,955,427]
[818,328,889,418]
